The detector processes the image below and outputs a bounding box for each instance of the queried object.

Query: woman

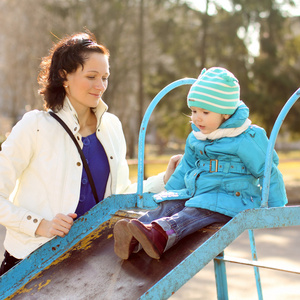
[0,31,180,275]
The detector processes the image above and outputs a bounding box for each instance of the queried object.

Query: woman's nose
[95,79,106,91]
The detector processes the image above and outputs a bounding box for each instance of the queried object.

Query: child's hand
[35,213,77,238]
[164,154,183,184]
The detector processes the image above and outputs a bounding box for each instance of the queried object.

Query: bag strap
[49,112,100,204]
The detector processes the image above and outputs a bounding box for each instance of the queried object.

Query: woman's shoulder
[102,111,119,120]
[102,111,122,126]
[5,110,50,142]
[21,109,49,120]
[14,109,49,128]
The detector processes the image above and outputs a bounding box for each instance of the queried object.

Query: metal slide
[1,79,299,300]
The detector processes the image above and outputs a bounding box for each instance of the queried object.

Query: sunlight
[186,0,300,16]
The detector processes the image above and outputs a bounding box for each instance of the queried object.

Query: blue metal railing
[261,88,300,207]
[136,78,196,207]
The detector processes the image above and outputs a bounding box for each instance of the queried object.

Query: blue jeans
[139,200,231,251]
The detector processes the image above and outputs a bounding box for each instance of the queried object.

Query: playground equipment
[0,78,299,299]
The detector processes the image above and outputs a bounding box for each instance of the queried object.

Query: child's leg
[156,207,231,249]
[139,200,186,224]
[113,200,186,259]
[128,208,231,259]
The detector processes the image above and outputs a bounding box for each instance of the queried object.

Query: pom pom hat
[187,67,240,115]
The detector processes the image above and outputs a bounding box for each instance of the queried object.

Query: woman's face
[64,52,110,112]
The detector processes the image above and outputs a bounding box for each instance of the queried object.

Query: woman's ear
[223,114,231,120]
[59,69,67,78]
[59,69,68,82]
[59,69,69,88]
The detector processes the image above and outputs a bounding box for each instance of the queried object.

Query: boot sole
[113,219,133,260]
[128,222,161,260]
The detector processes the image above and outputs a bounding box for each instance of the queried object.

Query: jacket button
[110,156,113,159]
[74,127,77,131]
[236,192,241,196]
[200,150,203,155]
[27,215,32,220]
[77,162,81,166]
[33,219,38,223]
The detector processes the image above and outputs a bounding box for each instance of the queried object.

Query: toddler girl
[113,67,287,260]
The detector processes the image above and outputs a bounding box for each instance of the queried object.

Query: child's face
[190,106,230,134]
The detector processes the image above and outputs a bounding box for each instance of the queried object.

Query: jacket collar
[193,118,251,140]
[53,97,108,133]
[220,101,249,129]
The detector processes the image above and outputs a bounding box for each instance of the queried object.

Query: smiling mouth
[90,93,101,97]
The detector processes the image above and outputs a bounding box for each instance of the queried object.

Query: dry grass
[278,161,300,185]
[278,150,300,185]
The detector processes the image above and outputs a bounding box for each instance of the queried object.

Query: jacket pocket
[224,181,250,205]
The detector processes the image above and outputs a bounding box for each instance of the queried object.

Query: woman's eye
[87,76,95,79]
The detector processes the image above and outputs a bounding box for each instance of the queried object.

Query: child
[113,67,287,260]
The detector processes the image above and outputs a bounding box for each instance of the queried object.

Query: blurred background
[1,0,300,193]
[1,1,300,298]
[1,0,300,158]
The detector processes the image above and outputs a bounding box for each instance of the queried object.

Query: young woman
[0,31,179,275]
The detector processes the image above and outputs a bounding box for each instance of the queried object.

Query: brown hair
[38,31,109,111]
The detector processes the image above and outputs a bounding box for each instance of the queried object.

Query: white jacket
[0,98,165,258]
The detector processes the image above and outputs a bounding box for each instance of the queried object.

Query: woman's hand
[164,154,183,184]
[35,213,77,238]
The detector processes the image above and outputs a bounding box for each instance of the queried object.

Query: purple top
[75,133,110,218]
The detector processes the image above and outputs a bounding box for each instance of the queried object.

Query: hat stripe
[195,79,239,89]
[192,84,239,95]
[189,99,237,110]
[189,92,238,102]
[203,70,235,78]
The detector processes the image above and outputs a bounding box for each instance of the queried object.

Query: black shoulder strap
[49,111,99,204]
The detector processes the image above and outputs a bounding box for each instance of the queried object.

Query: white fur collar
[192,118,251,140]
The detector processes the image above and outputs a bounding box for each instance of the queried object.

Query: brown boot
[128,219,167,259]
[113,219,138,260]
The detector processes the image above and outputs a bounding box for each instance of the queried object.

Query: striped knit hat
[187,67,240,115]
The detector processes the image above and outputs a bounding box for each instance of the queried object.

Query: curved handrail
[261,88,300,207]
[137,78,196,206]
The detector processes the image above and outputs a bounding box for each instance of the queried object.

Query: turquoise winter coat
[154,102,287,217]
